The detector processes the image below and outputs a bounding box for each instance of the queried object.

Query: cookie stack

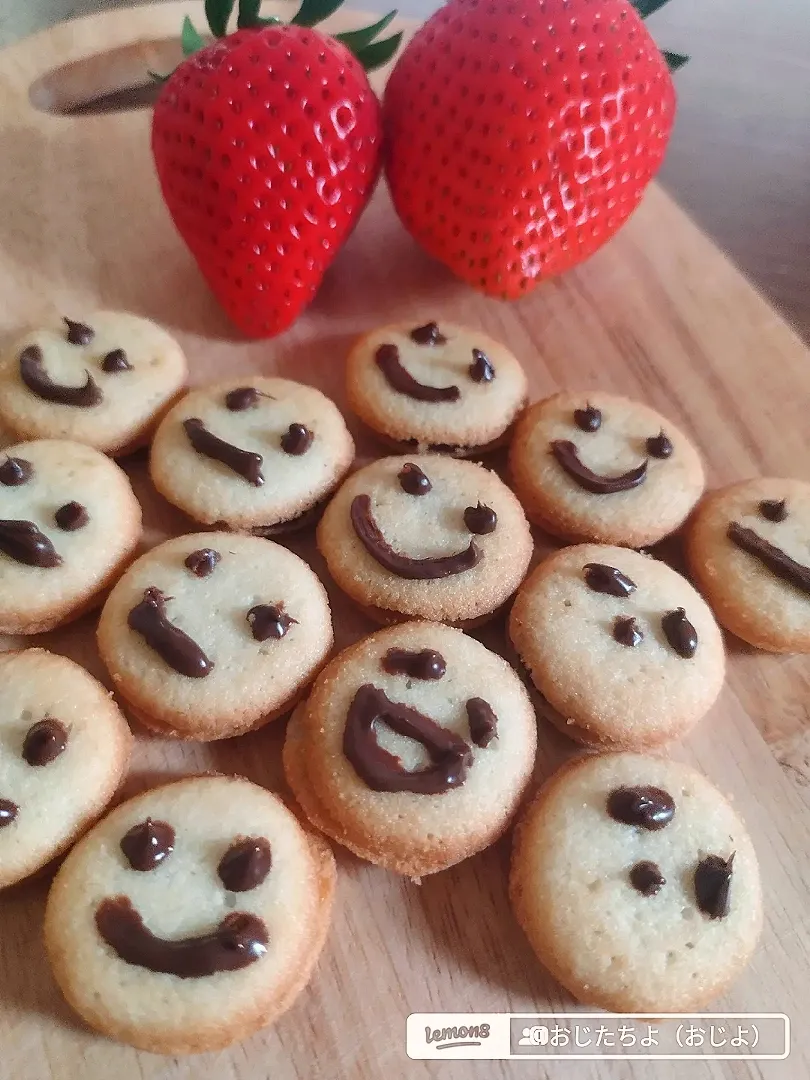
[3,310,796,1052]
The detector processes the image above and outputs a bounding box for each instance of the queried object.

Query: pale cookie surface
[510,752,762,1012]
[0,439,142,634]
[0,649,131,888]
[317,455,533,625]
[44,775,336,1055]
[687,478,810,653]
[97,532,333,740]
[509,391,705,546]
[0,312,187,455]
[509,544,725,749]
[346,320,528,454]
[150,377,354,531]
[284,621,537,877]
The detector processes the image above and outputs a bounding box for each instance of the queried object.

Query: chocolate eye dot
[398,462,432,495]
[280,423,313,455]
[218,837,273,891]
[55,501,89,531]
[646,431,674,459]
[759,498,788,522]
[101,348,132,373]
[22,717,68,766]
[574,404,602,431]
[120,818,175,871]
[0,457,33,486]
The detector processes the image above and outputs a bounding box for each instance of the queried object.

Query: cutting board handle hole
[28,38,185,116]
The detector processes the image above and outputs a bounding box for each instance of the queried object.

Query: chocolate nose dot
[120,818,175,871]
[574,404,602,431]
[22,717,68,766]
[218,837,273,891]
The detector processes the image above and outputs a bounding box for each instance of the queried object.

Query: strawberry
[383,0,684,299]
[151,0,401,337]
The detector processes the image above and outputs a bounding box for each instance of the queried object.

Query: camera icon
[518,1025,550,1047]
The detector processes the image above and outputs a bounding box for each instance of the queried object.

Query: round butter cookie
[0,439,142,634]
[510,752,762,1012]
[284,621,537,877]
[97,532,333,740]
[509,391,705,546]
[346,319,528,455]
[509,544,725,749]
[0,312,187,455]
[150,377,354,533]
[317,454,533,626]
[0,649,131,888]
[44,775,336,1054]
[687,477,810,653]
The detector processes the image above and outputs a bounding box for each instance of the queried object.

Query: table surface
[1,0,809,338]
[1,3,810,1079]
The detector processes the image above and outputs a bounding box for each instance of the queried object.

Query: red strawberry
[151,0,401,337]
[383,0,680,299]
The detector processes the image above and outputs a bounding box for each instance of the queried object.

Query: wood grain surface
[1,4,809,1078]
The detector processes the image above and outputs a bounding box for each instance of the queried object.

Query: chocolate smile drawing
[44,775,336,1054]
[350,493,481,579]
[150,377,354,534]
[549,403,678,494]
[19,345,103,408]
[183,417,265,486]
[318,455,532,625]
[344,683,476,794]
[0,439,142,635]
[95,825,274,978]
[687,479,810,654]
[98,533,333,740]
[510,392,706,548]
[551,439,649,494]
[0,312,189,456]
[727,519,810,595]
[347,321,527,459]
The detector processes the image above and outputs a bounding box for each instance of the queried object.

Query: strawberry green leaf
[632,0,675,16]
[335,10,397,52]
[663,50,689,71]
[148,70,170,83]
[181,16,206,56]
[291,0,345,29]
[353,31,403,72]
[205,0,236,37]
[237,0,261,27]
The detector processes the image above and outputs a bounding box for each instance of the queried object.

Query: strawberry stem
[335,10,396,51]
[291,0,346,29]
[353,32,403,72]
[663,50,689,71]
[183,0,401,72]
[181,15,206,56]
[630,0,689,72]
[205,0,235,36]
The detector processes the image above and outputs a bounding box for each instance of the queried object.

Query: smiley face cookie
[0,312,187,455]
[510,752,762,1012]
[0,649,132,888]
[509,544,725,749]
[317,455,533,626]
[150,377,354,534]
[97,532,333,740]
[346,320,528,455]
[687,478,810,653]
[44,775,336,1054]
[509,392,705,546]
[0,439,142,634]
[284,621,537,877]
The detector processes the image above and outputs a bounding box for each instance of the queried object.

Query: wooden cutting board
[1,4,808,1078]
